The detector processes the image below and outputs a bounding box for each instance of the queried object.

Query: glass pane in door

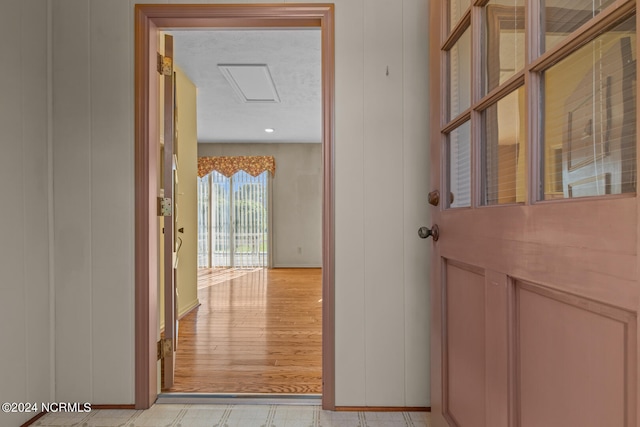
[450,0,471,30]
[211,171,231,267]
[448,121,472,208]
[542,16,636,200]
[197,175,210,268]
[232,171,269,269]
[482,87,525,205]
[484,0,525,94]
[543,0,618,53]
[449,29,472,120]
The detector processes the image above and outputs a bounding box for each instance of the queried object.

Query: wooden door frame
[134,3,335,410]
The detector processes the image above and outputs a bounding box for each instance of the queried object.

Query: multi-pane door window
[442,0,636,207]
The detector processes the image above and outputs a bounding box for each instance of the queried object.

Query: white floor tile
[35,404,432,427]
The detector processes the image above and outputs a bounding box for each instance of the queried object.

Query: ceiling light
[265,128,275,133]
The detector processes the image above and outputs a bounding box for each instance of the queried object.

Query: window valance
[197,156,276,178]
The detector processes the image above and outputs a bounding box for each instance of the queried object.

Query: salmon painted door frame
[134,4,335,410]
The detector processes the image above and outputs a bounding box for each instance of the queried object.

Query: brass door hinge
[157,338,173,360]
[157,53,173,76]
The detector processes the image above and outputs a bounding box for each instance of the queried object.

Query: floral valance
[198,156,276,178]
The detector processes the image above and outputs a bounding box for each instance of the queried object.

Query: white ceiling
[169,29,322,144]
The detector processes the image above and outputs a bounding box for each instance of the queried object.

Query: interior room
[157,28,324,395]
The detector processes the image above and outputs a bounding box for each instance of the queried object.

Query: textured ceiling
[170,29,322,144]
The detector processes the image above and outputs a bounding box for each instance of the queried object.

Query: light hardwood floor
[163,268,322,394]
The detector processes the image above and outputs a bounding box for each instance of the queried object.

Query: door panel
[517,281,634,427]
[444,262,486,427]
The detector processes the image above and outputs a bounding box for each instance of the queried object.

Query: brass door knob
[418,225,439,241]
[428,190,440,206]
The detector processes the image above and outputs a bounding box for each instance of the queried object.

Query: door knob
[428,190,440,206]
[418,224,439,241]
[428,190,455,206]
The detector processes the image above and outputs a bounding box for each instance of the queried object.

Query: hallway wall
[49,0,430,407]
[333,0,431,405]
[51,0,135,404]
[0,1,52,425]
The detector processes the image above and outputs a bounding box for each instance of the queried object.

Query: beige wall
[175,67,200,318]
[199,143,322,268]
[160,66,200,330]
[2,0,431,410]
[0,1,51,425]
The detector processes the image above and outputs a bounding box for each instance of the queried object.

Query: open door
[428,2,638,426]
[160,34,178,390]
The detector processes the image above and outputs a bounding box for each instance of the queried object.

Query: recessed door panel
[517,281,634,427]
[444,261,486,427]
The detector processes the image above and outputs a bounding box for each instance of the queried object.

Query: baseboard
[335,406,431,412]
[20,411,47,427]
[91,404,136,409]
[160,299,200,332]
[20,404,137,426]
[178,299,200,320]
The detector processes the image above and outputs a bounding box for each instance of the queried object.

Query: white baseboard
[178,299,200,319]
[160,299,200,332]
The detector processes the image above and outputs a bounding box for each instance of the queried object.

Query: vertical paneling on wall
[0,0,51,425]
[52,0,93,402]
[53,0,134,403]
[332,0,431,406]
[402,0,431,407]
[333,0,368,406]
[363,0,407,405]
[51,0,430,406]
[89,0,135,403]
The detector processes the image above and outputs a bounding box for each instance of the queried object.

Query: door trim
[134,3,335,409]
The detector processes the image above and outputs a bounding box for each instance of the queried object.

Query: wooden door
[428,2,639,426]
[161,33,178,390]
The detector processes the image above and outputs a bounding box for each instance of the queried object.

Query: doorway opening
[134,4,335,409]
[161,25,323,395]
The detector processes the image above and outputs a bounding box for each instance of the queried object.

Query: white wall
[0,1,52,425]
[198,143,323,268]
[332,0,431,406]
[49,0,430,407]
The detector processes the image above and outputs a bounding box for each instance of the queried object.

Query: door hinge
[157,197,172,216]
[157,53,173,76]
[157,338,173,360]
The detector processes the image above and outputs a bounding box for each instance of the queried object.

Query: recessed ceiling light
[265,128,275,133]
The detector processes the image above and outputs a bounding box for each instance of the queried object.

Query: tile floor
[33,404,431,426]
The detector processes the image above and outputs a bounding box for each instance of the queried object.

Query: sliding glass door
[198,170,270,269]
